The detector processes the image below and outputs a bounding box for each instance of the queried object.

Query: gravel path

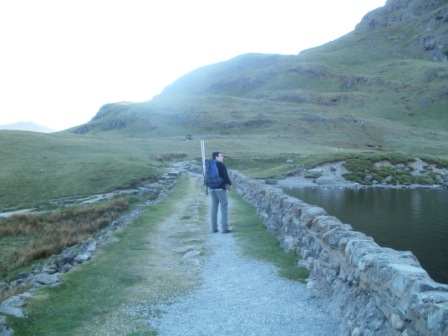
[149,230,342,335]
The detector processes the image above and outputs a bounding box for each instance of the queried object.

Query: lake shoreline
[274,161,448,190]
[276,176,447,190]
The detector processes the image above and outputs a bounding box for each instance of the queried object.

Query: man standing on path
[210,152,232,233]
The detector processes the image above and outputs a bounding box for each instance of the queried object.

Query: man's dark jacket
[216,161,231,189]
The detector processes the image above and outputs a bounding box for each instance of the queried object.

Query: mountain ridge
[0,121,54,133]
[67,0,448,159]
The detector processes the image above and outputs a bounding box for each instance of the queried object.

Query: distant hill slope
[68,0,448,158]
[0,121,54,133]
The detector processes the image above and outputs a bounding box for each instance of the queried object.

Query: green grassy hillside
[0,131,163,210]
[2,1,448,211]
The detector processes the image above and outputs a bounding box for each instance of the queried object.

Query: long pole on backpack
[200,139,208,195]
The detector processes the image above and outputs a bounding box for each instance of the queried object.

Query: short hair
[212,152,221,159]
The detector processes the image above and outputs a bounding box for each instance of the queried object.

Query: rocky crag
[357,0,448,62]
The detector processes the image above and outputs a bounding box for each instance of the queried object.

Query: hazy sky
[0,0,386,131]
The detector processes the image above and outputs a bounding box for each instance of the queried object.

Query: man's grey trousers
[210,189,229,232]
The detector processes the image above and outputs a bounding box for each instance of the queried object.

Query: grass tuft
[0,281,34,303]
[231,192,309,282]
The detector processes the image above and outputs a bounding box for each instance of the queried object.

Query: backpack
[204,159,224,188]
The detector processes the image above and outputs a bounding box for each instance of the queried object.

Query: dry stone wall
[230,170,448,336]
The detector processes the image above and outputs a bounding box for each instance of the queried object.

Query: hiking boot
[222,229,232,234]
[212,229,219,233]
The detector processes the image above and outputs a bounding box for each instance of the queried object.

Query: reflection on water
[284,187,448,284]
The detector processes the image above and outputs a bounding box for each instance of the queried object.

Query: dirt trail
[79,175,211,335]
[145,173,340,335]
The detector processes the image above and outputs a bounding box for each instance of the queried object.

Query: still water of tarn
[285,187,448,284]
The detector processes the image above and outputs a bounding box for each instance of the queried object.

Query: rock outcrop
[356,0,448,61]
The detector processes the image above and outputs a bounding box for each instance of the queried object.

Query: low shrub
[342,158,445,185]
[0,198,129,279]
[154,152,187,161]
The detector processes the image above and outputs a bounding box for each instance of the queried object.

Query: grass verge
[7,177,208,336]
[230,192,309,282]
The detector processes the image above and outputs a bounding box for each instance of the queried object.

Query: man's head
[212,152,224,162]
